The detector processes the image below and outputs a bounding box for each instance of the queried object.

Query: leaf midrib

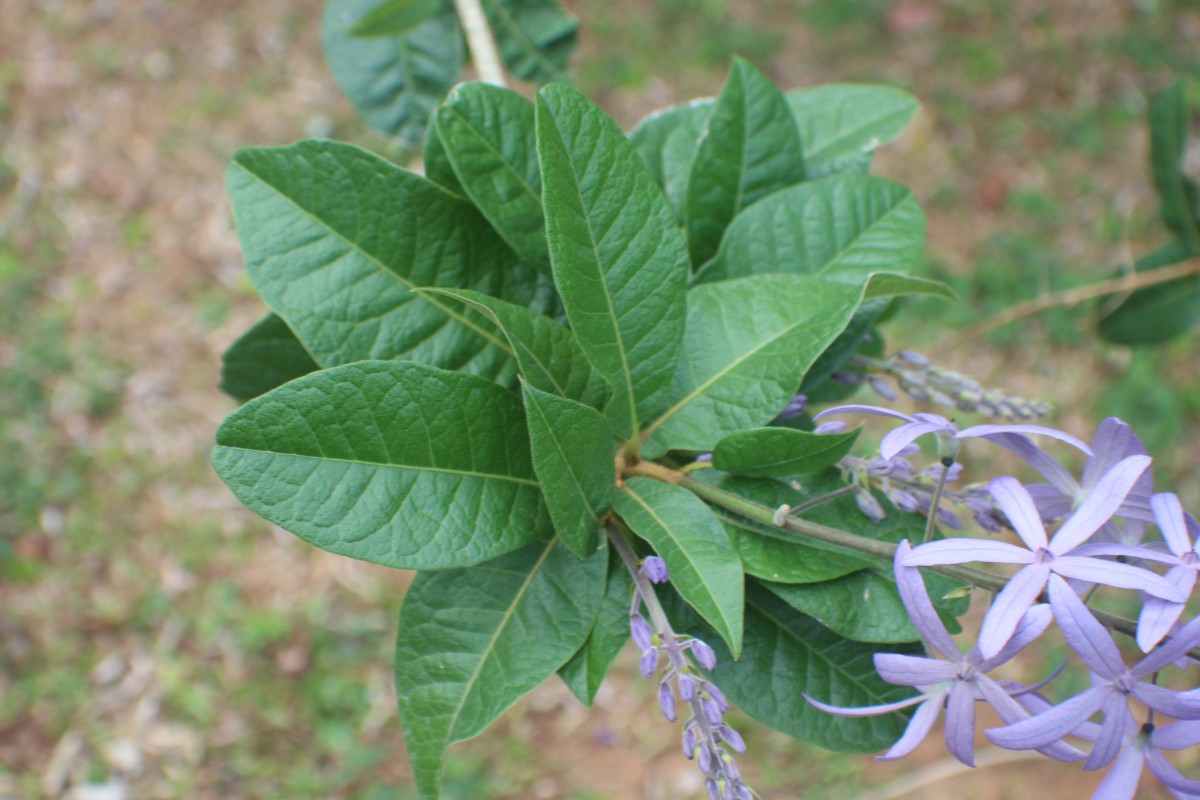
[804,104,914,165]
[234,162,514,359]
[526,395,602,528]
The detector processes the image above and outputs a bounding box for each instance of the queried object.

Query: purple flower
[986,575,1200,770]
[812,404,1092,461]
[804,542,1081,766]
[902,456,1184,658]
[642,556,670,584]
[1083,715,1200,800]
[987,417,1154,540]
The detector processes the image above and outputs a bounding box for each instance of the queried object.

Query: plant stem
[454,0,507,86]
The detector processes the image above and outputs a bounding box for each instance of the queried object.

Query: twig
[939,256,1200,351]
[454,0,507,87]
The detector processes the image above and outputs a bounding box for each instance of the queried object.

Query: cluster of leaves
[1098,83,1200,344]
[211,43,975,796]
[323,0,578,147]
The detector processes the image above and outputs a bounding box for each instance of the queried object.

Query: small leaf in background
[211,361,550,570]
[482,0,579,86]
[421,288,611,409]
[228,141,549,380]
[436,83,548,270]
[522,382,616,557]
[698,173,926,285]
[559,550,633,706]
[348,0,440,37]
[628,99,714,220]
[712,426,860,478]
[1097,242,1200,344]
[1148,82,1200,251]
[536,84,689,439]
[862,272,958,302]
[700,581,920,753]
[396,538,607,800]
[322,0,463,146]
[219,313,320,402]
[639,275,862,457]
[800,301,888,399]
[785,84,920,178]
[686,58,807,266]
[613,477,744,656]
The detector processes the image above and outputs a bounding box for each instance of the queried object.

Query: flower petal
[1047,574,1125,676]
[813,404,915,422]
[1093,746,1146,800]
[963,424,1093,456]
[1138,592,1187,653]
[1131,683,1200,720]
[989,476,1049,550]
[1134,614,1200,676]
[977,603,1054,670]
[1145,749,1200,795]
[1152,493,1194,557]
[944,684,978,766]
[902,539,1034,567]
[874,653,958,687]
[983,433,1080,498]
[1081,418,1137,488]
[975,677,1086,762]
[894,541,960,659]
[878,695,944,761]
[1051,557,1186,601]
[1152,721,1200,751]
[1084,695,1134,771]
[880,421,952,460]
[978,565,1050,659]
[802,691,928,717]
[1051,455,1152,553]
[986,685,1111,750]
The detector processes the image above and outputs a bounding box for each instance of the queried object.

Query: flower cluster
[802,410,1200,799]
[628,557,753,800]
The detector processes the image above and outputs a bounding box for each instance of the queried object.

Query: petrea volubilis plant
[213,2,1200,797]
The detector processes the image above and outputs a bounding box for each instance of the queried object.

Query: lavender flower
[1091,718,1200,799]
[804,542,1081,765]
[986,575,1200,770]
[642,555,670,584]
[902,456,1183,658]
[813,404,1092,461]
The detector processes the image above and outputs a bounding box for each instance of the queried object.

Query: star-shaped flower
[902,455,1184,658]
[986,575,1200,770]
[1084,715,1200,800]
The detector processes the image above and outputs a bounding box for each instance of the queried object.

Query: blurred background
[2,0,1200,797]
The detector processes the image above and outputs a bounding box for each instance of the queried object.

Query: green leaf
[558,550,632,705]
[396,537,607,800]
[536,84,689,439]
[862,272,957,302]
[697,173,926,285]
[219,313,320,402]
[763,573,918,644]
[613,478,743,656]
[211,361,550,570]
[712,427,859,478]
[436,83,548,270]
[522,382,616,557]
[419,288,610,409]
[481,0,579,85]
[686,58,806,265]
[1148,83,1200,250]
[700,581,920,752]
[786,84,920,178]
[348,0,440,37]
[800,301,888,396]
[228,140,550,379]
[701,472,916,584]
[639,275,862,458]
[628,98,710,199]
[422,113,465,195]
[1097,243,1200,344]
[322,0,463,145]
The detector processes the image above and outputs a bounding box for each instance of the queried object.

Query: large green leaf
[436,84,549,270]
[536,84,689,439]
[482,0,578,85]
[613,478,744,656]
[422,113,465,195]
[763,573,919,644]
[558,549,632,705]
[228,140,551,380]
[1148,83,1200,250]
[639,275,862,457]
[1097,242,1200,344]
[348,0,440,37]
[712,426,859,478]
[422,288,610,409]
[786,84,920,178]
[322,0,463,145]
[701,581,920,752]
[211,361,551,570]
[522,382,616,557]
[396,537,607,800]
[686,58,807,266]
[628,99,714,199]
[219,313,320,402]
[697,173,926,285]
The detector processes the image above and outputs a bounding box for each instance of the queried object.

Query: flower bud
[691,639,717,670]
[658,680,677,722]
[642,556,670,584]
